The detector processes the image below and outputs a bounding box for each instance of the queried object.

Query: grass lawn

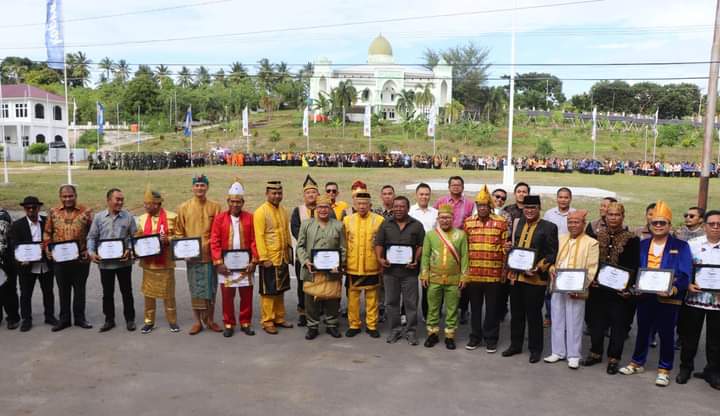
[1,164,717,228]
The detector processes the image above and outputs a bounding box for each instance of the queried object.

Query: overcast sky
[0,0,716,96]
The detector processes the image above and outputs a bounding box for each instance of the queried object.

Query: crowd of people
[0,175,718,392]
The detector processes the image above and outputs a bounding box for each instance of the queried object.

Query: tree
[195,66,211,86]
[657,83,701,119]
[229,62,248,84]
[177,66,193,88]
[214,69,226,87]
[313,92,331,116]
[570,93,592,112]
[134,65,155,80]
[589,80,633,113]
[155,64,171,83]
[485,86,507,124]
[99,57,114,82]
[630,82,664,115]
[396,89,416,121]
[330,80,357,137]
[114,59,131,83]
[415,83,435,114]
[423,42,490,110]
[510,72,564,109]
[66,51,91,87]
[123,71,160,116]
[446,99,464,124]
[257,59,276,93]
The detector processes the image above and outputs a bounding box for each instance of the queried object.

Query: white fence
[5,147,88,162]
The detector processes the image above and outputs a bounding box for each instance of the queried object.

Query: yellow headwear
[316,195,332,207]
[652,200,672,222]
[303,174,318,192]
[475,184,492,205]
[438,203,454,216]
[143,184,162,204]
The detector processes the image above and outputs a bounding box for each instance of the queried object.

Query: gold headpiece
[438,203,454,215]
[653,200,672,222]
[475,184,492,205]
[143,184,162,203]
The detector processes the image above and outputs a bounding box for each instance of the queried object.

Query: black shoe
[424,333,439,348]
[366,328,380,338]
[459,310,468,325]
[52,322,71,332]
[693,371,707,380]
[141,324,154,334]
[345,328,361,337]
[465,338,482,350]
[529,352,541,363]
[326,327,341,338]
[241,326,255,336]
[502,347,522,357]
[297,315,307,327]
[75,320,93,329]
[386,330,403,344]
[45,317,59,326]
[169,323,181,333]
[99,321,116,333]
[580,355,602,367]
[305,328,319,340]
[6,320,19,330]
[378,310,386,323]
[223,327,234,338]
[676,368,692,384]
[126,322,136,332]
[445,338,456,350]
[341,308,348,318]
[606,362,620,375]
[20,320,32,332]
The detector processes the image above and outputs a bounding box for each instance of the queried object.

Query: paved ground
[1,263,718,416]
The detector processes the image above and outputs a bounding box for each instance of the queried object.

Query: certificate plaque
[553,268,587,293]
[14,242,43,263]
[597,263,632,291]
[132,234,162,258]
[223,249,251,271]
[386,245,414,265]
[49,240,80,263]
[97,238,125,261]
[311,249,341,271]
[172,237,201,260]
[694,265,720,292]
[507,248,537,272]
[636,268,674,294]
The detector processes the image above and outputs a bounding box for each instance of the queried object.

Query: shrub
[377,143,388,153]
[27,143,49,155]
[657,124,687,147]
[535,138,554,157]
[269,130,281,142]
[77,130,104,148]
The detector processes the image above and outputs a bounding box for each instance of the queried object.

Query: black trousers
[19,271,55,322]
[459,287,470,312]
[0,271,20,323]
[589,288,635,360]
[497,281,511,319]
[679,305,720,379]
[510,282,546,353]
[55,261,90,324]
[294,261,305,314]
[100,266,135,323]
[467,282,500,345]
[421,285,429,319]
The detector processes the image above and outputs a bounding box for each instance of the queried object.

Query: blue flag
[96,102,104,135]
[183,106,192,137]
[45,0,64,70]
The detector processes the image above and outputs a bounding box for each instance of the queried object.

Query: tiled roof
[0,84,65,102]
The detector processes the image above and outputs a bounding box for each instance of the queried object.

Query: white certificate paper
[597,264,631,291]
[507,248,536,271]
[313,250,340,271]
[387,245,413,265]
[636,269,674,293]
[98,240,125,260]
[14,243,42,263]
[172,238,201,260]
[554,269,587,292]
[0,268,6,285]
[224,250,250,271]
[133,235,162,258]
[695,266,720,291]
[51,241,80,263]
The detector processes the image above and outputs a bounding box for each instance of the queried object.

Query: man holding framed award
[87,188,137,332]
[620,200,693,387]
[677,210,720,389]
[296,195,346,340]
[210,180,258,338]
[544,210,599,369]
[135,186,179,334]
[43,184,94,332]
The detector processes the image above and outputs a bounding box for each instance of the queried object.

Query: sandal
[619,363,644,375]
[655,371,671,387]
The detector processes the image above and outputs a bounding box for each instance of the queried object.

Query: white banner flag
[242,106,249,137]
[427,107,436,137]
[363,105,371,137]
[302,106,309,137]
[591,106,597,142]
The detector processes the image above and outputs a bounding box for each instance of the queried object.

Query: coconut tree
[486,86,507,124]
[195,66,211,86]
[396,89,416,121]
[256,59,275,93]
[447,99,464,124]
[98,57,114,81]
[177,66,193,88]
[229,61,248,84]
[312,92,331,117]
[330,80,357,138]
[114,59,131,83]
[415,83,435,115]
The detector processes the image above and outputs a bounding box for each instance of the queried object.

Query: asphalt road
[1,263,717,416]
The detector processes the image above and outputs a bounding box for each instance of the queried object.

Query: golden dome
[368,34,393,57]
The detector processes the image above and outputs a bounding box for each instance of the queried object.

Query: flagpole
[591,106,597,160]
[47,93,52,166]
[96,102,100,150]
[137,104,140,152]
[64,65,72,185]
[190,105,194,168]
[503,0,517,188]
[1,76,8,184]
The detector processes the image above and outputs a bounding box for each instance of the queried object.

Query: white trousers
[550,292,585,359]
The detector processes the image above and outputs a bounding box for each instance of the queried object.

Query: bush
[657,124,687,147]
[77,130,105,148]
[27,143,49,155]
[269,130,281,142]
[535,138,554,157]
[377,142,388,153]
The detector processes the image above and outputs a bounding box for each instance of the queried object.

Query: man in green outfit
[420,203,469,350]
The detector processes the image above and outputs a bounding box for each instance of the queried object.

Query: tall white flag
[363,105,371,137]
[302,106,309,137]
[242,106,249,137]
[591,106,597,142]
[427,107,437,137]
[653,107,659,134]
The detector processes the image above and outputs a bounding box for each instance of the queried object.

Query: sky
[0,0,717,97]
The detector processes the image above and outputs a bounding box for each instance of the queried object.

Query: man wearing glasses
[325,182,351,221]
[675,207,705,242]
[491,189,508,217]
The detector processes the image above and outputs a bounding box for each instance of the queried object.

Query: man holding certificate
[544,210,599,369]
[135,187,179,334]
[43,184,94,332]
[210,180,258,338]
[620,200,692,387]
[296,195,346,340]
[502,195,558,363]
[677,210,720,389]
[87,188,138,332]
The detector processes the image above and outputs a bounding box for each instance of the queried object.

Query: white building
[1,84,68,159]
[310,34,452,122]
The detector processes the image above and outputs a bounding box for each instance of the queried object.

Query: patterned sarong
[186,262,217,310]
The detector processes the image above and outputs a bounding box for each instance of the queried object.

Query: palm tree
[229,62,247,84]
[135,64,154,79]
[486,86,507,124]
[447,99,464,124]
[214,69,226,87]
[195,66,211,86]
[259,93,277,121]
[257,59,275,93]
[177,66,193,88]
[396,89,416,121]
[331,80,357,138]
[415,83,435,114]
[67,51,91,87]
[114,59,131,83]
[99,57,114,81]
[312,92,331,117]
[276,62,290,83]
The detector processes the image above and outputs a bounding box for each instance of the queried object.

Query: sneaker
[486,344,497,354]
[366,328,380,338]
[465,338,481,351]
[445,338,456,350]
[568,358,580,369]
[345,328,361,337]
[655,372,671,387]
[544,354,566,363]
[141,324,154,334]
[386,330,403,344]
[169,324,181,333]
[406,332,418,346]
[424,333,439,348]
[619,363,645,375]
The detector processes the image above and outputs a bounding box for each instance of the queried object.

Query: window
[15,103,28,118]
[54,105,62,121]
[36,134,46,143]
[35,103,45,119]
[1,104,7,119]
[22,136,29,147]
[54,135,63,142]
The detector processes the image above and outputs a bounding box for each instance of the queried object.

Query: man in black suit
[9,197,57,332]
[0,205,20,329]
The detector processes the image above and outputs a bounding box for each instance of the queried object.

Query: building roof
[0,84,65,102]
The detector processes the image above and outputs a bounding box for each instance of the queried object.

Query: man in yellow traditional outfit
[136,186,179,334]
[175,174,223,335]
[254,180,293,334]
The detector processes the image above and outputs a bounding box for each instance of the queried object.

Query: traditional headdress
[354,192,371,202]
[438,203,454,215]
[351,180,368,197]
[475,184,492,205]
[652,200,672,222]
[316,195,333,207]
[266,180,282,190]
[228,177,245,197]
[303,174,318,192]
[567,209,588,222]
[192,174,209,185]
[143,184,163,203]
[524,195,542,206]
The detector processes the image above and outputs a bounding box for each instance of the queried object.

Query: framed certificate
[636,268,674,294]
[132,234,162,258]
[223,249,251,271]
[694,265,720,292]
[97,238,125,260]
[597,263,632,291]
[386,244,414,265]
[14,242,43,263]
[172,237,201,260]
[552,268,587,293]
[311,249,341,271]
[507,248,537,272]
[49,240,80,263]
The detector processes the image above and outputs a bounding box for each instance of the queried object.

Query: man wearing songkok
[211,179,258,338]
[344,191,384,338]
[296,194,346,340]
[254,180,293,334]
[620,200,693,387]
[175,174,223,335]
[421,203,469,350]
[581,202,639,374]
[502,195,558,363]
[462,185,508,353]
[544,210,599,369]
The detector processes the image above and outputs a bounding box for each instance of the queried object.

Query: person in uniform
[135,186,180,334]
[175,174,223,335]
[254,181,293,334]
[210,180,258,338]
